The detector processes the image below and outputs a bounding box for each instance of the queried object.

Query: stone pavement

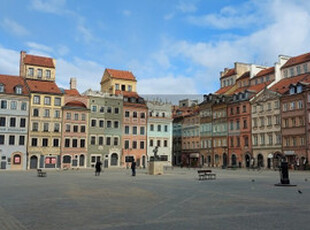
[0,168,309,230]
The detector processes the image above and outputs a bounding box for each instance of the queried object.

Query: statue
[153,146,160,161]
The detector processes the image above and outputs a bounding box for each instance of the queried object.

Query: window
[141,113,145,119]
[133,112,137,118]
[107,120,112,128]
[290,87,295,95]
[91,119,96,127]
[150,139,153,147]
[292,137,297,146]
[28,68,34,76]
[290,68,294,77]
[82,114,86,121]
[297,66,301,75]
[140,141,145,149]
[114,121,119,129]
[128,85,132,92]
[73,125,78,132]
[72,139,78,148]
[125,126,130,134]
[267,116,272,126]
[283,103,288,112]
[242,105,246,113]
[10,117,16,127]
[157,140,161,147]
[132,141,137,149]
[74,113,79,120]
[275,115,281,125]
[9,135,15,145]
[44,109,50,118]
[46,70,51,79]
[37,69,43,78]
[0,100,7,109]
[31,138,38,147]
[268,134,273,145]
[20,118,26,128]
[290,101,296,110]
[10,101,16,111]
[99,120,104,128]
[299,116,304,126]
[157,125,161,132]
[243,119,247,129]
[132,126,137,135]
[164,140,168,147]
[236,120,240,130]
[43,123,49,132]
[292,118,296,127]
[42,138,48,147]
[115,84,119,90]
[0,117,5,126]
[114,137,118,146]
[121,85,126,91]
[99,106,104,113]
[253,135,258,146]
[32,122,38,131]
[274,101,279,109]
[164,125,168,132]
[106,137,111,145]
[237,137,240,147]
[54,97,61,106]
[33,96,40,104]
[260,134,265,145]
[80,139,85,148]
[65,124,70,132]
[124,140,129,149]
[53,139,59,147]
[0,84,4,93]
[54,110,60,118]
[303,63,308,73]
[0,135,4,145]
[107,107,112,113]
[80,125,86,133]
[267,103,271,111]
[65,139,70,147]
[114,107,119,114]
[298,100,304,109]
[21,102,27,111]
[33,108,39,117]
[244,136,249,147]
[150,124,154,131]
[230,137,234,147]
[91,105,97,112]
[44,96,51,105]
[98,136,104,145]
[125,111,130,117]
[236,107,240,114]
[260,117,265,127]
[140,127,145,135]
[230,120,234,130]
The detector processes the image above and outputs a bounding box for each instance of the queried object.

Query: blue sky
[1,0,310,95]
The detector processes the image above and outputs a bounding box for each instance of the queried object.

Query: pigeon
[305,178,308,182]
[298,190,302,194]
[251,179,255,182]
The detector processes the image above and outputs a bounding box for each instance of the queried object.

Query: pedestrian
[131,160,136,176]
[95,160,102,176]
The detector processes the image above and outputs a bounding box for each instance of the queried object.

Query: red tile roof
[255,67,275,77]
[238,71,250,80]
[115,90,140,98]
[0,74,29,95]
[106,68,136,81]
[215,85,234,95]
[281,52,310,69]
[232,81,272,95]
[221,68,236,78]
[270,74,310,94]
[64,89,80,96]
[26,79,62,94]
[65,101,87,108]
[23,54,55,68]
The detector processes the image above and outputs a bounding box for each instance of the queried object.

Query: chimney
[19,51,27,77]
[70,77,77,90]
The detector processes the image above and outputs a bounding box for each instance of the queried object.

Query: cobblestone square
[0,168,309,230]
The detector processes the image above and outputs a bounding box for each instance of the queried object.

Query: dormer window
[297,85,302,93]
[28,68,34,77]
[15,86,22,94]
[289,87,295,95]
[0,84,4,93]
[45,70,51,79]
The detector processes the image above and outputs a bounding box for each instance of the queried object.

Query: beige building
[100,68,137,94]
[250,88,282,169]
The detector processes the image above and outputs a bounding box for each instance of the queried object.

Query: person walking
[95,160,102,176]
[131,160,136,176]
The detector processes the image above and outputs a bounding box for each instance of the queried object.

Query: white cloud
[0,46,20,76]
[76,24,96,43]
[1,18,29,36]
[122,10,132,17]
[164,13,175,20]
[177,1,197,13]
[30,0,67,14]
[26,42,53,53]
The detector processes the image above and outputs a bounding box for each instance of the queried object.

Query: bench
[37,169,47,177]
[197,170,216,180]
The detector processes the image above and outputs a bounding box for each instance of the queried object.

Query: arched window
[63,155,71,163]
[13,154,21,164]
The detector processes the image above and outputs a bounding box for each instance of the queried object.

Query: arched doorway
[79,155,85,167]
[223,153,228,167]
[231,154,237,166]
[257,154,264,168]
[110,153,118,166]
[30,155,38,169]
[245,154,251,168]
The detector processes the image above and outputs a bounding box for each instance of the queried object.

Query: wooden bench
[197,170,216,180]
[37,169,47,177]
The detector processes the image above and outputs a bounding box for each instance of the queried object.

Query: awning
[190,153,200,158]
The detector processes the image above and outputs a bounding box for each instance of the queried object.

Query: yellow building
[19,51,64,169]
[100,68,137,94]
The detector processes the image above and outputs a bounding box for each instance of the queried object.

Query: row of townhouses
[0,51,173,170]
[173,53,310,170]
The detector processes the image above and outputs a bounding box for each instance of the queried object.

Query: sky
[1,0,310,96]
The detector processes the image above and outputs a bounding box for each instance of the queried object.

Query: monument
[148,146,164,175]
[275,161,296,187]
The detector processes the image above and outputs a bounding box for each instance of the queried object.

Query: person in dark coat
[95,161,102,176]
[131,160,136,176]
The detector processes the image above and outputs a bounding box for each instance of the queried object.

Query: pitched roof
[270,73,310,94]
[232,81,272,95]
[64,101,87,108]
[26,79,62,94]
[238,71,250,80]
[23,54,55,68]
[255,67,275,77]
[281,52,310,69]
[115,90,140,98]
[106,68,136,81]
[0,74,29,95]
[221,68,236,78]
[215,85,234,95]
[64,89,80,96]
